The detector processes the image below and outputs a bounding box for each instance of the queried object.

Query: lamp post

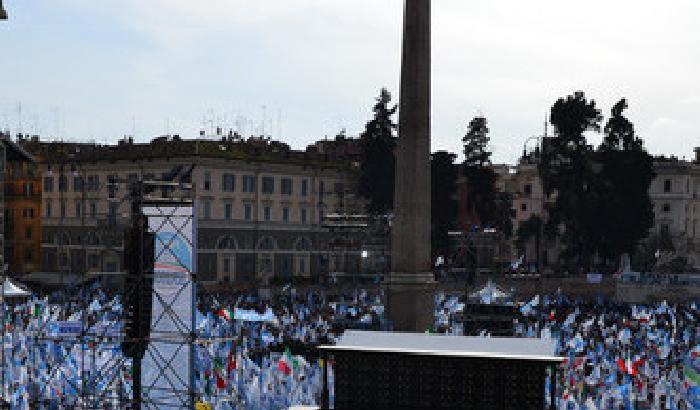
[0,0,7,20]
[522,136,541,161]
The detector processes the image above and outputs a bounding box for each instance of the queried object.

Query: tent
[0,278,31,298]
[468,280,512,304]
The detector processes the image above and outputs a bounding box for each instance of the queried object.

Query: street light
[0,0,8,20]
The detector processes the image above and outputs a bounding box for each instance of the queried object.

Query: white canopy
[468,280,511,304]
[0,278,31,298]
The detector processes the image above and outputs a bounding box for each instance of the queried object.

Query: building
[1,134,40,275]
[456,146,700,271]
[23,134,368,284]
[649,154,700,267]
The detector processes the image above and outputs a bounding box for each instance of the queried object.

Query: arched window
[216,235,238,250]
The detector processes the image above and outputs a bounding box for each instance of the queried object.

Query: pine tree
[463,116,491,167]
[431,151,458,256]
[597,99,655,264]
[539,91,603,270]
[357,88,397,216]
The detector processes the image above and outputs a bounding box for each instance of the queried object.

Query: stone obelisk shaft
[386,0,434,332]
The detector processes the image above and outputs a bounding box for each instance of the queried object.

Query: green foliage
[461,116,513,237]
[431,151,458,255]
[540,92,655,269]
[357,88,397,215]
[596,99,655,261]
[539,91,603,268]
[463,116,491,167]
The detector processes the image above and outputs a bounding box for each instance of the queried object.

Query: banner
[234,307,277,323]
[141,205,196,409]
[586,273,603,284]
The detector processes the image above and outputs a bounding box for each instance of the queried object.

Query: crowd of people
[0,281,697,409]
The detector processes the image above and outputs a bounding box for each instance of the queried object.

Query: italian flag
[213,357,226,389]
[278,348,297,376]
[217,308,233,321]
[227,349,236,375]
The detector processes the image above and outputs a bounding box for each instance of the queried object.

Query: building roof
[319,330,561,362]
[1,137,35,163]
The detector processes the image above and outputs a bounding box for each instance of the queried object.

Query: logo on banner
[154,231,192,296]
[155,232,192,273]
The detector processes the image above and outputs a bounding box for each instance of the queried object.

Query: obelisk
[386,0,435,332]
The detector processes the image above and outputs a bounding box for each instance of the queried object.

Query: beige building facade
[26,136,367,283]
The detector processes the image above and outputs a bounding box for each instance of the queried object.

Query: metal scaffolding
[18,161,232,409]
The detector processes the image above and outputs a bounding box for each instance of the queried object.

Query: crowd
[0,281,698,409]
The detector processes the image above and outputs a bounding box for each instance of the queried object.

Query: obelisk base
[385,273,436,332]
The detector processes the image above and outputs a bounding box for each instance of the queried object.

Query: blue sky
[1,0,699,163]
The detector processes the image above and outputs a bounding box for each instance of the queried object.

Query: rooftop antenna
[261,105,267,137]
[277,109,282,138]
[17,102,22,135]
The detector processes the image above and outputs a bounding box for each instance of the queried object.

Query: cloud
[651,117,679,128]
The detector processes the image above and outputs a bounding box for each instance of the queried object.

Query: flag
[215,372,226,389]
[227,349,236,375]
[278,359,292,376]
[217,308,232,321]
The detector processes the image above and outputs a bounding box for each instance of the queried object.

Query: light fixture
[0,0,7,20]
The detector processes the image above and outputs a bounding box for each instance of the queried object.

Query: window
[22,208,34,219]
[222,174,235,192]
[524,184,532,196]
[108,202,117,226]
[264,206,271,221]
[224,203,233,220]
[262,177,274,194]
[301,208,307,224]
[24,248,33,263]
[203,201,211,219]
[319,206,325,224]
[90,202,97,217]
[23,182,33,196]
[128,173,138,183]
[73,176,84,192]
[521,203,527,212]
[75,201,82,218]
[282,207,290,223]
[319,180,325,197]
[223,257,230,274]
[664,179,672,193]
[58,175,68,192]
[334,182,344,196]
[242,175,256,193]
[244,204,253,221]
[204,171,211,191]
[43,177,53,193]
[88,254,100,269]
[24,227,32,240]
[45,200,52,218]
[301,179,308,196]
[299,258,306,274]
[60,201,66,218]
[281,178,293,195]
[663,203,671,213]
[87,175,99,191]
[108,175,117,198]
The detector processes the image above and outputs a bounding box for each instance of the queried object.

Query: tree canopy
[357,88,397,216]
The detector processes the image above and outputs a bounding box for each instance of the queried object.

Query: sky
[1,0,699,164]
